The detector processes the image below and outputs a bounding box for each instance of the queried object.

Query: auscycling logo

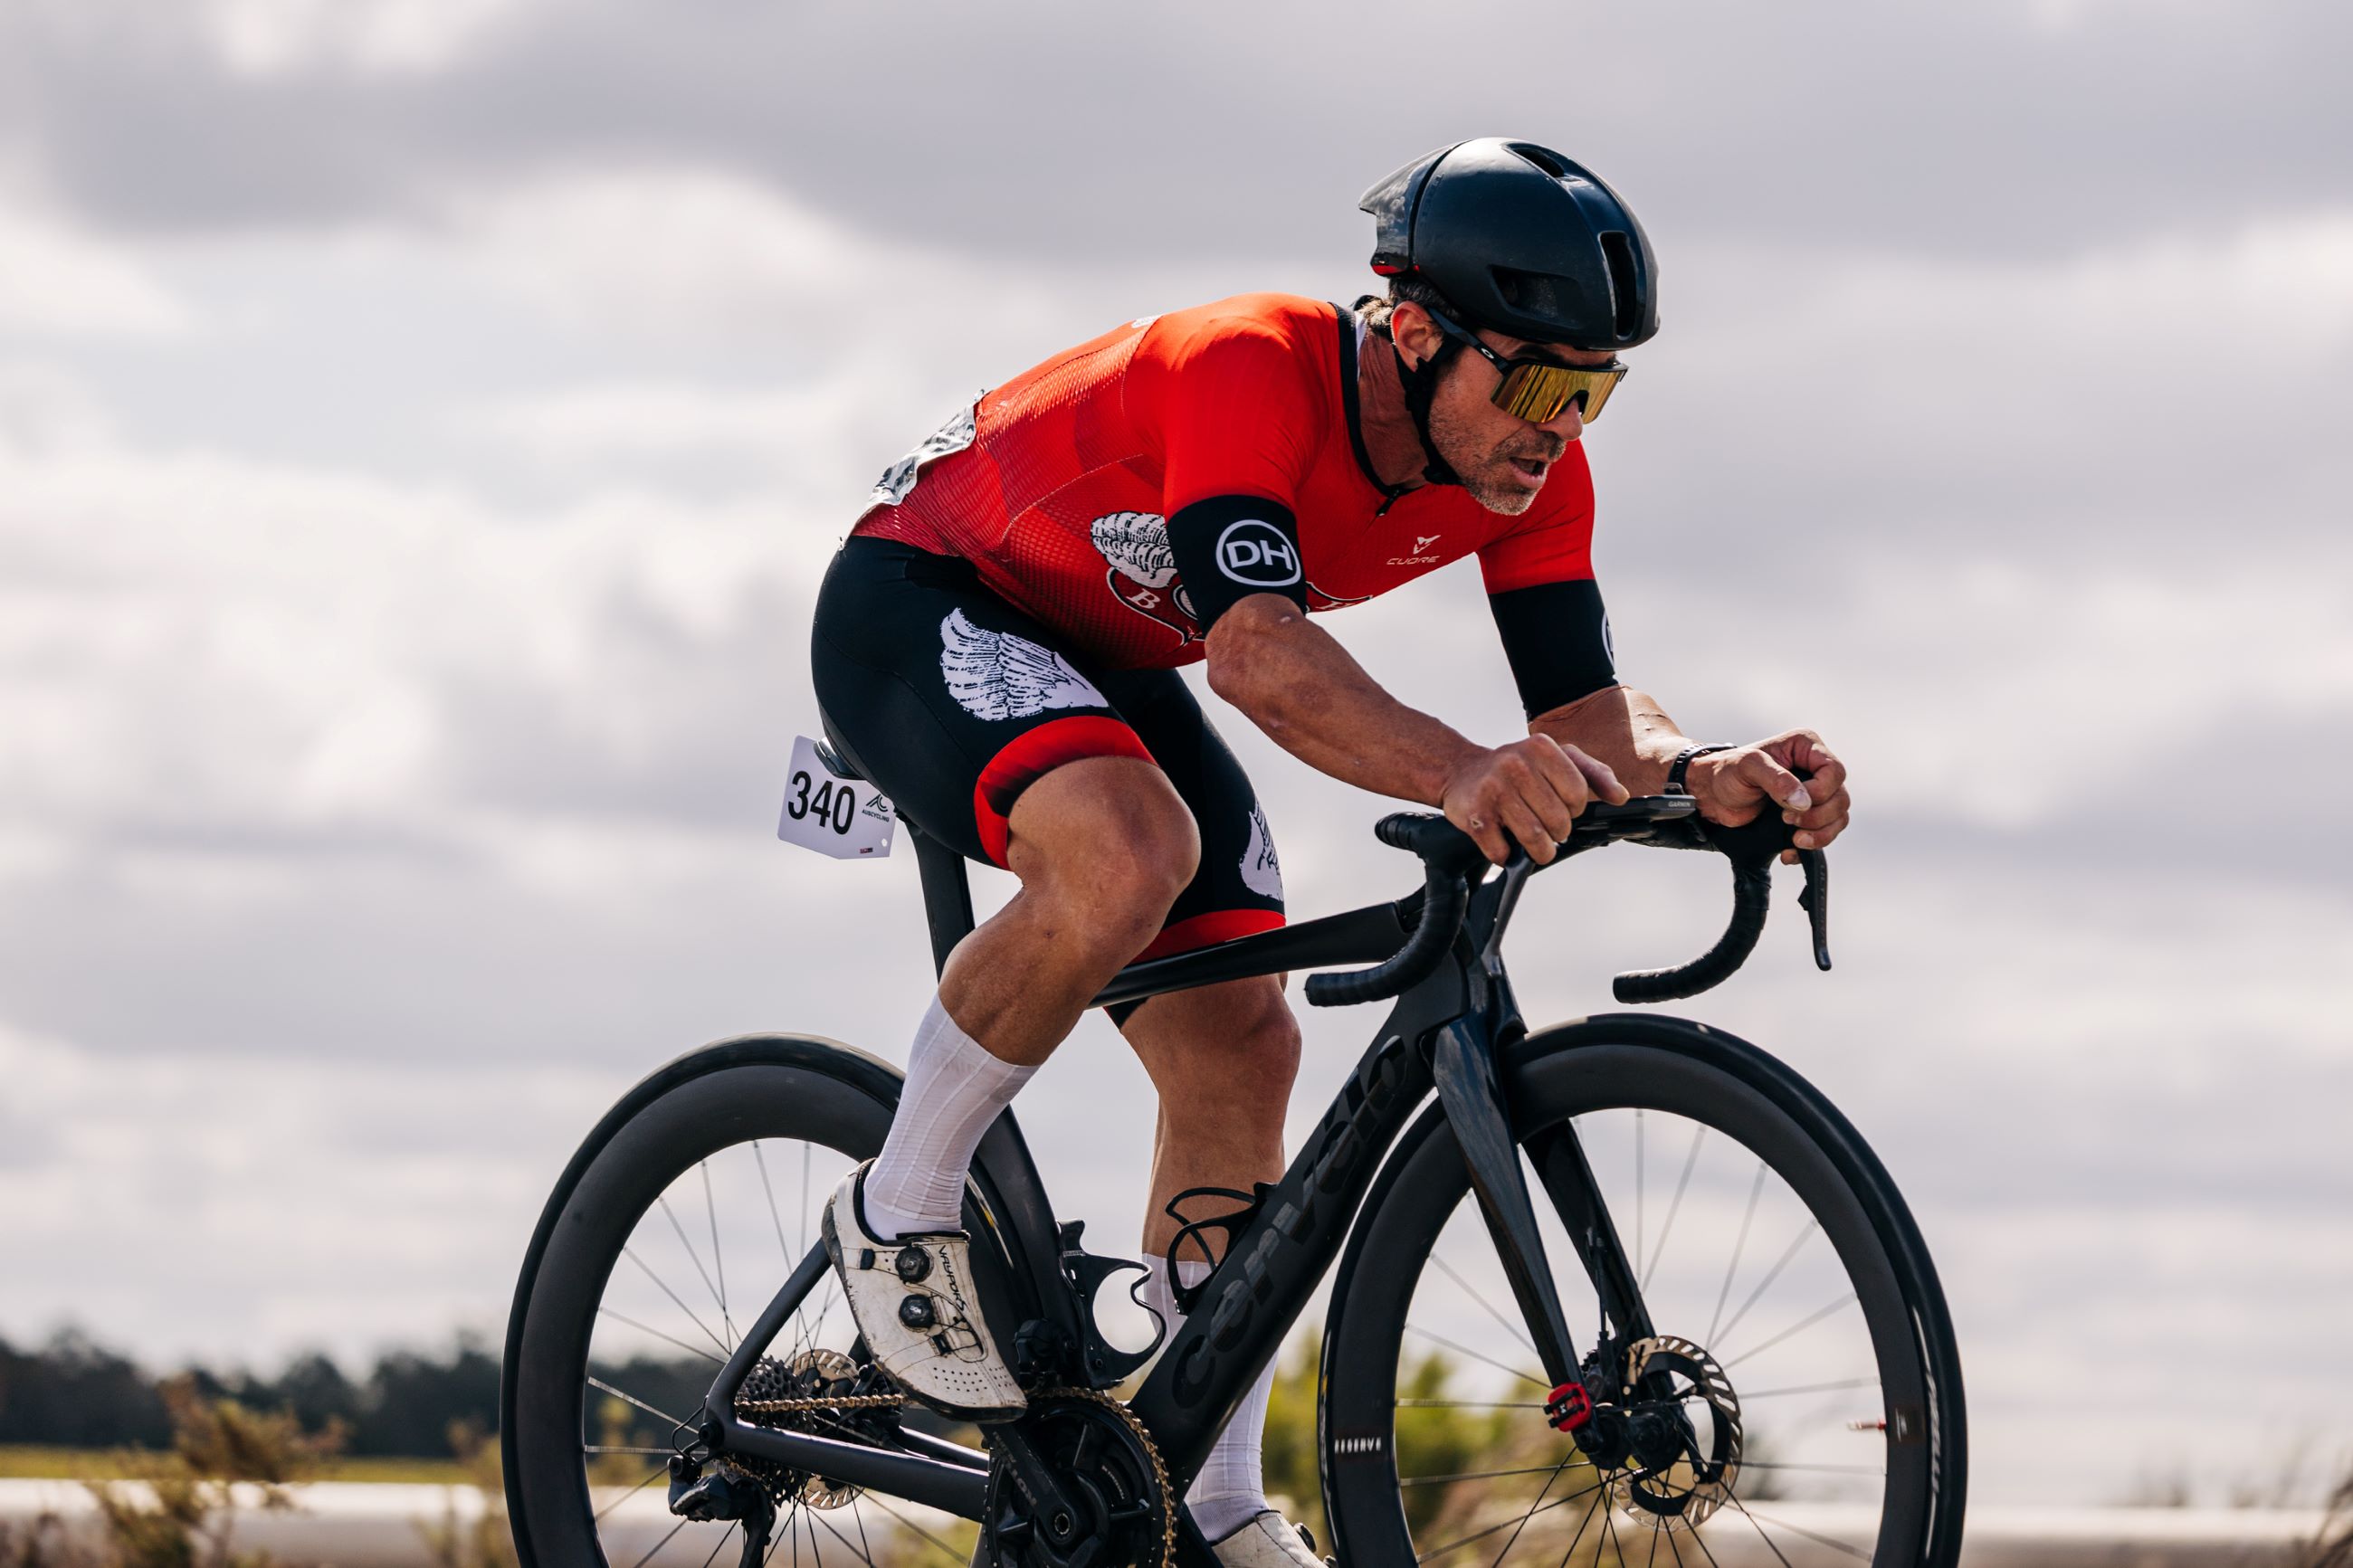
[1215,519,1300,587]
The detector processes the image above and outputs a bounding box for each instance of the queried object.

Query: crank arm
[1430,1018,1578,1388]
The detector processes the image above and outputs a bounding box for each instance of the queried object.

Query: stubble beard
[1430,403,1561,516]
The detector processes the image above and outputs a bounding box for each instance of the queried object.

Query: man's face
[1414,316,1618,516]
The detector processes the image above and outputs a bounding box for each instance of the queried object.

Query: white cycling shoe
[1211,1511,1329,1568]
[820,1164,1026,1423]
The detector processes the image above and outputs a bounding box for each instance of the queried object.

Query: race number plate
[777,735,895,860]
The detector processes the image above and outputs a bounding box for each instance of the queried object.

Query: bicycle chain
[732,1385,1175,1568]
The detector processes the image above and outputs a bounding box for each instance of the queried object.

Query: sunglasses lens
[1578,369,1620,422]
[1493,362,1624,423]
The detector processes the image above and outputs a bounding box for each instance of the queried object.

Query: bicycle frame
[689,829,1655,1528]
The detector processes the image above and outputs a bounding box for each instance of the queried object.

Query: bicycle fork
[1431,1003,1656,1436]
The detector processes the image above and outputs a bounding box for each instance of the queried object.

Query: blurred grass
[0,1447,472,1485]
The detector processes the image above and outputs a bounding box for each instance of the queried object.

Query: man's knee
[1007,755,1200,947]
[1163,981,1301,1117]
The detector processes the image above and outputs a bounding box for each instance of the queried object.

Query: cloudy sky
[2,0,2348,1508]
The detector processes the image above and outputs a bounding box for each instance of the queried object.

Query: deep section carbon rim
[503,1051,985,1568]
[1321,1028,1963,1568]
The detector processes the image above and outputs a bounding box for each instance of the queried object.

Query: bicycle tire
[500,1033,1029,1568]
[1319,1013,1967,1568]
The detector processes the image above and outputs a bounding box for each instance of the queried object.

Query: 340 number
[785,771,858,835]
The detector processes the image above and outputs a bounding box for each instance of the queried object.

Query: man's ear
[1389,302,1442,373]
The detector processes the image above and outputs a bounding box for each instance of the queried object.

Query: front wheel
[1320,1014,1966,1568]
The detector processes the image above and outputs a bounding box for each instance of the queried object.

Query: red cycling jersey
[851,293,1597,670]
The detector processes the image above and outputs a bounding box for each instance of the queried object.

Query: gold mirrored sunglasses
[1427,308,1629,424]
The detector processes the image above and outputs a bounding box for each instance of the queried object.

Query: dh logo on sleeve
[1215,519,1300,587]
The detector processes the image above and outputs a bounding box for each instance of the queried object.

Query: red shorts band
[971,716,1157,867]
[1132,908,1288,965]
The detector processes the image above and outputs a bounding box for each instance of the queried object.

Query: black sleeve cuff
[1489,577,1618,719]
[1167,495,1309,633]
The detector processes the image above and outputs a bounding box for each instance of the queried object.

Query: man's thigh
[1098,669,1287,967]
[813,537,1157,868]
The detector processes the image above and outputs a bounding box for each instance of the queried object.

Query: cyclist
[810,138,1851,1565]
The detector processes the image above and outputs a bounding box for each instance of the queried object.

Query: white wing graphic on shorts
[1240,803,1283,900]
[939,609,1107,722]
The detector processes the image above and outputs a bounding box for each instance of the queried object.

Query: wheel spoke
[598,1306,729,1366]
[594,1463,666,1523]
[1401,1460,1592,1487]
[1722,1290,1857,1370]
[1706,1162,1768,1348]
[1431,1252,1540,1356]
[1723,1492,1797,1568]
[584,1446,676,1457]
[756,1141,794,1272]
[587,1376,688,1430]
[1713,1219,1819,1349]
[696,1523,740,1568]
[701,1161,735,1344]
[1642,1126,1707,1293]
[624,1515,690,1568]
[661,1194,734,1346]
[1737,1460,1884,1476]
[1485,1454,1577,1568]
[624,1246,732,1359]
[1552,1479,1606,1568]
[1732,1496,1872,1562]
[1405,1321,1548,1389]
[1737,1376,1878,1401]
[1412,1475,1609,1562]
[1634,1108,1647,1284]
[860,1493,974,1566]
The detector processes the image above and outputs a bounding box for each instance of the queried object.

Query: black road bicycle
[502,796,1966,1568]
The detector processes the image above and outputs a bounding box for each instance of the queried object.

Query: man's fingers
[1448,801,1511,866]
[1524,743,1597,823]
[1793,807,1850,851]
[1743,750,1811,812]
[1496,796,1558,864]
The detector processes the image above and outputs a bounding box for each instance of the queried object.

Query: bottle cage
[1160,1184,1273,1315]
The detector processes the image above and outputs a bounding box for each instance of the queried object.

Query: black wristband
[1666,743,1736,797]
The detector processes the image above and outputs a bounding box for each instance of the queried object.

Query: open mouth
[1509,456,1549,484]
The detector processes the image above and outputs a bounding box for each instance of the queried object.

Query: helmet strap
[1390,337,1464,489]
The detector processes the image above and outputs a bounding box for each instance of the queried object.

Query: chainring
[985,1391,1173,1568]
[1607,1334,1744,1531]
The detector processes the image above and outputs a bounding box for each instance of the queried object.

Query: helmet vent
[1598,231,1642,341]
[1506,142,1570,178]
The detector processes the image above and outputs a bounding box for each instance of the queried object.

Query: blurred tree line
[0,1330,500,1457]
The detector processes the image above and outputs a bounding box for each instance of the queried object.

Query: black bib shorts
[811,537,1286,967]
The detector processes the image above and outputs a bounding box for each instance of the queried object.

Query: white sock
[862,996,1036,1240]
[1143,1255,1275,1542]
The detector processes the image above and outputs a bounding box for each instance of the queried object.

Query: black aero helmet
[1361,138,1660,351]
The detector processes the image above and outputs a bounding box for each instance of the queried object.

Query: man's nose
[1538,401,1586,441]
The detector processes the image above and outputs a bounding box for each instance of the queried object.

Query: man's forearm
[1205,600,1481,805]
[1528,685,1695,795]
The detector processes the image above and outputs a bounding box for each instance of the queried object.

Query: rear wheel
[1320,1016,1965,1568]
[500,1036,1004,1568]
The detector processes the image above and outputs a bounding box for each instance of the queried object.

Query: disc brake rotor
[1608,1334,1744,1531]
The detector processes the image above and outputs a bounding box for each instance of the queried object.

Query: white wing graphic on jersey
[1240,803,1283,901]
[1090,510,1178,587]
[939,610,1107,722]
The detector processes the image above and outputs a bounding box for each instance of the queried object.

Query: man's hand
[1686,730,1851,863]
[1441,737,1630,865]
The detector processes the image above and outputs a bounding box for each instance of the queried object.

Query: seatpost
[908,825,977,978]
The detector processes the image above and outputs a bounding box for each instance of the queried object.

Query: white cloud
[0,198,193,337]
[200,0,545,76]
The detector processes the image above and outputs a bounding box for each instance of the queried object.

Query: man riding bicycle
[808,138,1852,1567]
